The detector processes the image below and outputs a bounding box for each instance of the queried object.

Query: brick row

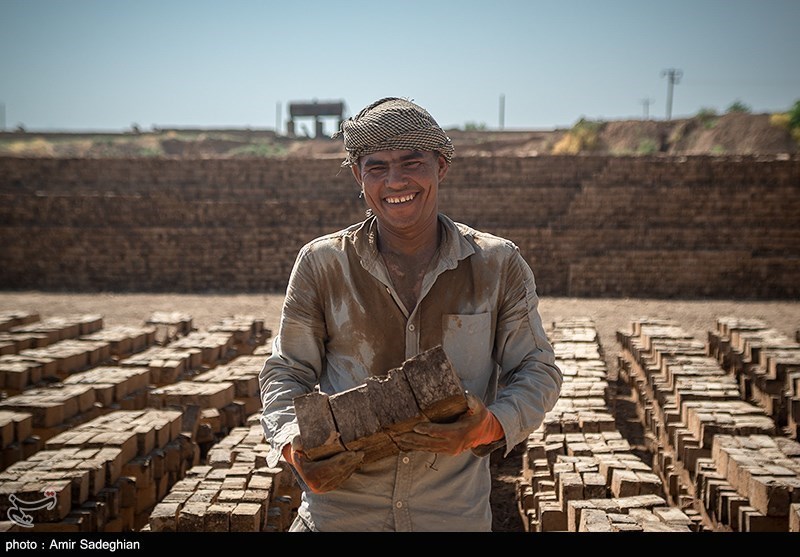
[119,345,203,385]
[692,434,800,531]
[616,316,800,531]
[516,318,705,531]
[191,355,264,416]
[206,315,271,356]
[0,310,40,333]
[0,409,195,532]
[4,314,103,348]
[62,366,151,409]
[147,422,299,532]
[145,312,193,345]
[708,316,800,438]
[78,325,157,360]
[0,410,39,471]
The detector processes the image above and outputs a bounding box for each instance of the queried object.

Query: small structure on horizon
[287,100,345,138]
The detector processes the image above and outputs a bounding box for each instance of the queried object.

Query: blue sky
[1,0,798,133]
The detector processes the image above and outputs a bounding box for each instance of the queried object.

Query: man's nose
[386,165,407,188]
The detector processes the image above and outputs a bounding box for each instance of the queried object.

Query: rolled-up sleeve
[488,250,562,455]
[259,247,327,467]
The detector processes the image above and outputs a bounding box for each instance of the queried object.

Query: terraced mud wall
[1,155,798,298]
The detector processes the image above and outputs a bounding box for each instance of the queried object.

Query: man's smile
[385,193,417,204]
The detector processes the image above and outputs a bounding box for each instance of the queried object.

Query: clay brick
[558,472,584,512]
[177,501,208,532]
[292,391,345,461]
[366,367,425,434]
[149,501,179,532]
[748,476,792,517]
[402,346,467,422]
[582,472,607,499]
[579,508,613,532]
[231,502,262,532]
[204,503,235,532]
[539,501,567,531]
[329,384,396,462]
[610,469,639,498]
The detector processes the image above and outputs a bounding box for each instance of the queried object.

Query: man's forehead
[360,149,436,165]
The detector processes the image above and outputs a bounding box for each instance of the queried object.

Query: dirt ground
[1,290,798,531]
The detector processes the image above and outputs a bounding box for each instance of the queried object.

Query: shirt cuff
[265,422,301,468]
[487,403,524,458]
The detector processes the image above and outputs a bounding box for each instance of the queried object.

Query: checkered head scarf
[334,97,455,168]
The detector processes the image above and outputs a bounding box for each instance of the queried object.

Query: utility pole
[661,68,683,120]
[499,94,505,131]
[275,102,281,135]
[0,102,5,131]
[640,98,654,120]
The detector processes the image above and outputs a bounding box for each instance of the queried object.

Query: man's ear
[437,154,450,182]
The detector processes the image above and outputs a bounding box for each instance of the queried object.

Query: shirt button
[402,456,410,464]
[395,501,403,509]
[408,324,415,331]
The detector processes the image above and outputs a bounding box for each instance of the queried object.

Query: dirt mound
[0,113,796,158]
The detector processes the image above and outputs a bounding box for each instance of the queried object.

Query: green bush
[696,107,718,129]
[636,138,659,155]
[552,118,605,154]
[789,99,800,130]
[726,100,751,114]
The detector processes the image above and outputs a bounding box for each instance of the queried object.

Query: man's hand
[283,436,364,494]
[393,393,504,455]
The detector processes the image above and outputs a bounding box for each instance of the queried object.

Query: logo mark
[7,490,57,528]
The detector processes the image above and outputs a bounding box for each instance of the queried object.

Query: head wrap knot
[334,97,455,167]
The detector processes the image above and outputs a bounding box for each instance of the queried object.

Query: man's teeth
[386,193,416,204]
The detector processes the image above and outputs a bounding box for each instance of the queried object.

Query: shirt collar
[352,213,476,277]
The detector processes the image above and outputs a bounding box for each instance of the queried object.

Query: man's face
[352,149,449,237]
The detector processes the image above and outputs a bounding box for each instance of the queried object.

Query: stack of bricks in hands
[0,409,190,532]
[148,422,300,532]
[616,317,787,530]
[293,345,468,465]
[708,316,800,441]
[692,434,800,532]
[145,312,194,346]
[518,318,697,532]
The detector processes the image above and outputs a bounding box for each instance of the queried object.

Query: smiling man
[259,97,562,532]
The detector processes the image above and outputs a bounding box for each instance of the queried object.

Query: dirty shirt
[259,213,562,531]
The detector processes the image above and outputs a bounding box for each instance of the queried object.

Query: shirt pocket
[441,312,494,397]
